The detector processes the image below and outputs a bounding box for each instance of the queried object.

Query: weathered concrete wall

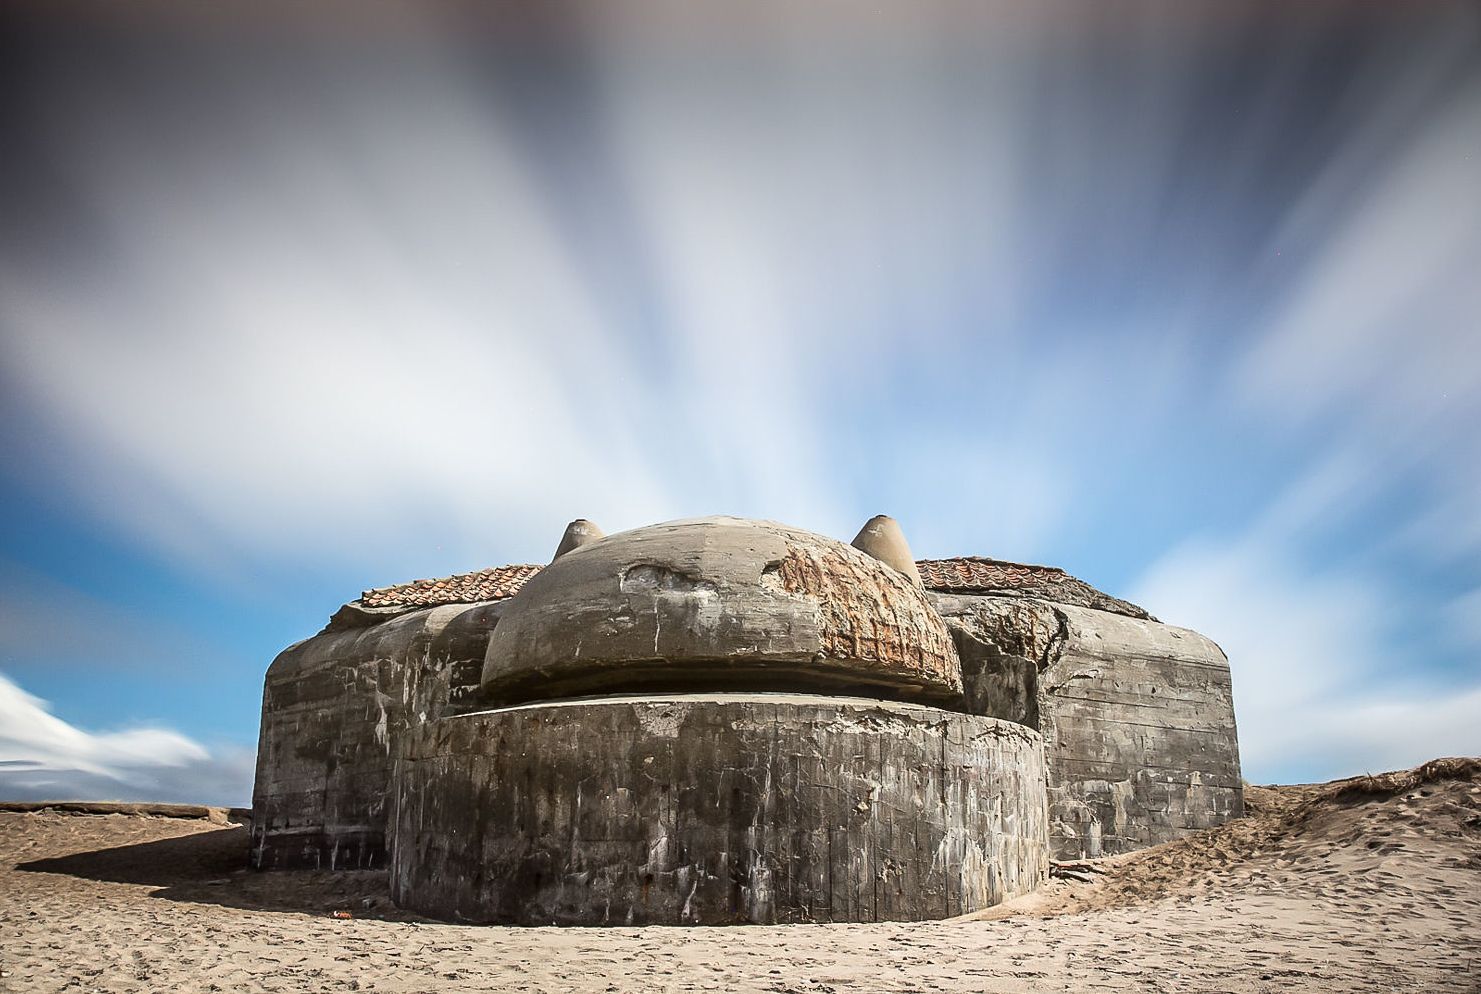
[930,594,1242,859]
[250,601,505,870]
[391,695,1048,925]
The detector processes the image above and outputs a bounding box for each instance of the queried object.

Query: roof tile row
[358,556,1149,619]
[359,564,543,609]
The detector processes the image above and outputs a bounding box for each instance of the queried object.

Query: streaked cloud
[0,671,253,806]
[0,2,1476,789]
[1130,534,1468,782]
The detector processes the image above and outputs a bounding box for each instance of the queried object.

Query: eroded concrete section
[932,593,1243,859]
[481,517,961,705]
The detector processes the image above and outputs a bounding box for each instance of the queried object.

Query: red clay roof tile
[916,557,1151,619]
[354,556,1149,619]
[359,564,543,609]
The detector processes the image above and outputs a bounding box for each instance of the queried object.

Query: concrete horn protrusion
[553,519,605,560]
[850,514,923,587]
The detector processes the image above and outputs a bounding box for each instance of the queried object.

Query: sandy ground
[2,760,1478,993]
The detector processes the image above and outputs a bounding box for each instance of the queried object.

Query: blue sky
[2,3,1479,805]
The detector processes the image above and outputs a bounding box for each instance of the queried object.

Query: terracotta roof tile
[354,556,1150,620]
[916,557,1152,619]
[359,564,543,609]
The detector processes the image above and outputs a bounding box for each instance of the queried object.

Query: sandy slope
[2,760,1477,993]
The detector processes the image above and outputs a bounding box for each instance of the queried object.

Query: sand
[2,759,1478,993]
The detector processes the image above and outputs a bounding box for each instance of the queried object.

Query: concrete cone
[850,514,923,586]
[553,519,605,560]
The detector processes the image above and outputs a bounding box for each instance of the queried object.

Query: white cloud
[1146,62,1481,784]
[0,672,253,806]
[1132,535,1481,784]
[1235,74,1481,561]
[0,4,1250,578]
[1242,82,1481,427]
[0,98,679,575]
[1,4,1478,794]
[5,4,1475,583]
[1290,686,1481,781]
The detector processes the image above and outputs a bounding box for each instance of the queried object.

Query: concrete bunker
[252,514,1242,923]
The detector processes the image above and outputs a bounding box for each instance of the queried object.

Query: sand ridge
[2,759,1478,993]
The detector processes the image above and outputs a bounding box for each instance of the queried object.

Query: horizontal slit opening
[474,657,968,714]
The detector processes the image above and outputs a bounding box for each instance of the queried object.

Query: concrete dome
[480,516,961,705]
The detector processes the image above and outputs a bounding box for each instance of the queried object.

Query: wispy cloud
[0,671,253,806]
[1132,467,1481,783]
[1236,70,1481,565]
[1134,534,1437,782]
[0,3,1477,786]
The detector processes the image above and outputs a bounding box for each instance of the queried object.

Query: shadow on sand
[16,824,415,920]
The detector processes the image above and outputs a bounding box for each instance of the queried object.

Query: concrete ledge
[390,694,1048,925]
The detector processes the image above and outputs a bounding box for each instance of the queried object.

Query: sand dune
[2,759,1477,993]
